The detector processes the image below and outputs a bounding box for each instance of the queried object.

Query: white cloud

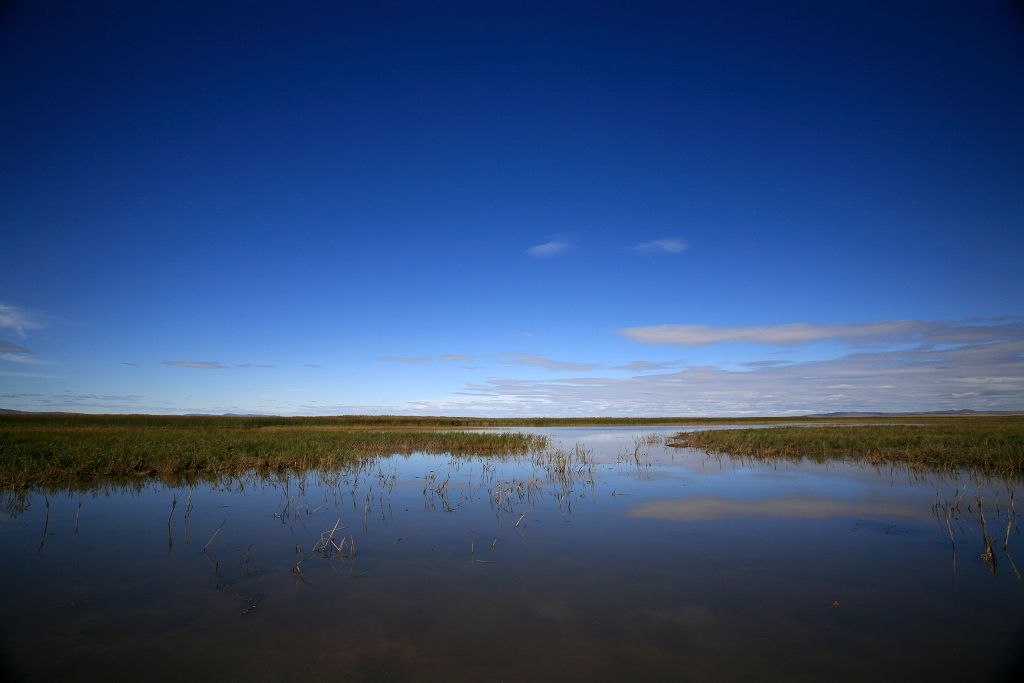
[0,340,32,353]
[378,355,434,364]
[442,340,1024,415]
[0,370,60,379]
[0,303,43,337]
[497,352,600,372]
[609,360,680,372]
[526,240,572,257]
[0,352,46,365]
[631,238,688,254]
[378,354,474,364]
[618,318,1024,347]
[508,355,600,372]
[162,360,229,369]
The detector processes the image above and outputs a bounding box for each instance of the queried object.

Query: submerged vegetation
[669,416,1024,476]
[0,414,546,490]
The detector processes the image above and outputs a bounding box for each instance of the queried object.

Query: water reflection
[1,429,1023,681]
[628,496,930,521]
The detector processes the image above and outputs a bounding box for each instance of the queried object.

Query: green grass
[5,413,1024,489]
[0,414,546,490]
[668,416,1024,476]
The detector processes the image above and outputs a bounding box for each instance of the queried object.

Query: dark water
[1,427,1022,681]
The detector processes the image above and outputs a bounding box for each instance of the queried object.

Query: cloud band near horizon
[618,318,1024,347]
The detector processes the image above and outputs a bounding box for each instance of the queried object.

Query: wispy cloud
[609,360,680,372]
[1,352,46,365]
[378,354,474,364]
[631,238,688,254]
[1,335,48,367]
[0,303,43,337]
[0,340,32,354]
[0,392,153,412]
[378,355,438,365]
[526,240,572,257]
[0,370,60,379]
[120,361,139,367]
[618,318,1024,347]
[378,351,671,374]
[502,354,599,372]
[304,363,321,368]
[161,359,274,369]
[448,340,1024,415]
[163,360,229,369]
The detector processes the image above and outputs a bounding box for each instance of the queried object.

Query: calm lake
[1,426,1022,681]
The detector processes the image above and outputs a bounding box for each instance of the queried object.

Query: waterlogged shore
[2,414,1022,490]
[0,415,546,490]
[1,427,1022,681]
[669,416,1024,476]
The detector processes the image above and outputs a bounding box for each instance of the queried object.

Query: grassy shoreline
[668,416,1024,476]
[4,413,1024,488]
[0,415,547,490]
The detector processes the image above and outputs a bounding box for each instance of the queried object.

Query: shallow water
[1,426,1022,681]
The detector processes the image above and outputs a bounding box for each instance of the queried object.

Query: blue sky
[1,1,1022,415]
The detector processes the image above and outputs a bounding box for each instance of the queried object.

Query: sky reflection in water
[1,427,1022,681]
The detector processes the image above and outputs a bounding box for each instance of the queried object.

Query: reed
[204,519,226,552]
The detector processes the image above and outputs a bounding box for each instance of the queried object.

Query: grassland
[4,413,1024,489]
[668,415,1024,476]
[0,414,546,490]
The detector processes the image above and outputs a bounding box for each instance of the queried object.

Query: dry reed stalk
[183,488,193,543]
[204,518,226,552]
[37,497,50,553]
[243,543,254,575]
[977,498,997,574]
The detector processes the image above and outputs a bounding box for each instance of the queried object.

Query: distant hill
[0,408,26,414]
[183,413,272,417]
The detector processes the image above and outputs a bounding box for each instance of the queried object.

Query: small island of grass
[668,415,1024,476]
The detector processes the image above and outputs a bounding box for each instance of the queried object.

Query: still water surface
[1,427,1022,681]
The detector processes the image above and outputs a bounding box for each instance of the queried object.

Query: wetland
[1,416,1023,680]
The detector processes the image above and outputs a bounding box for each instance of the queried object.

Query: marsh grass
[669,417,1024,476]
[0,415,546,490]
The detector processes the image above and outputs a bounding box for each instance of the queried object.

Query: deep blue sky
[2,1,1022,415]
